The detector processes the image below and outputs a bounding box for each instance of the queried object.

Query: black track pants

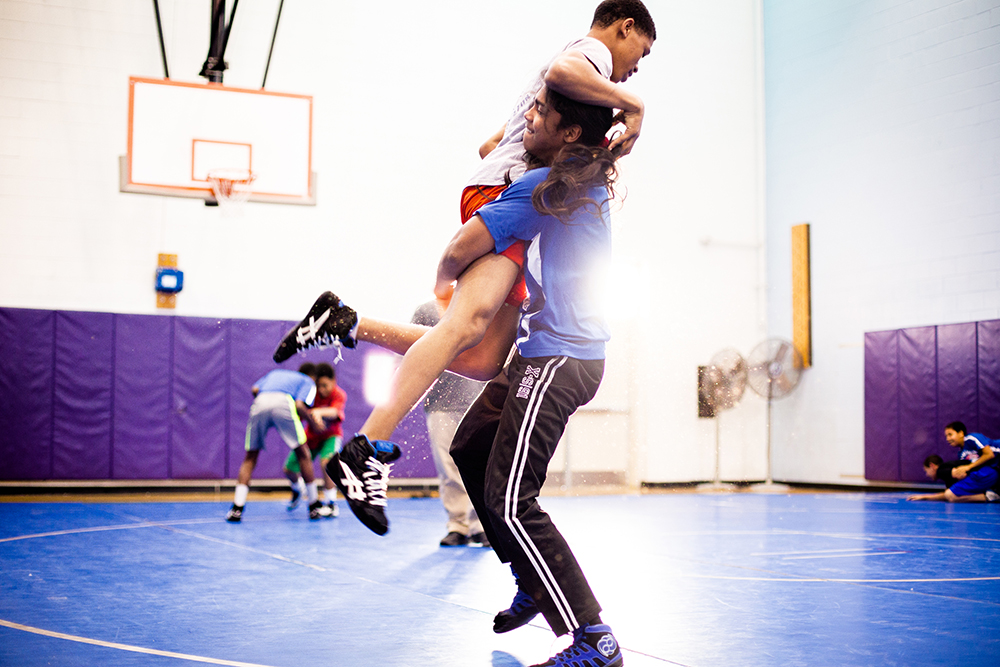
[451,351,604,636]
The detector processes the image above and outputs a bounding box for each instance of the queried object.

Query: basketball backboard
[120,77,315,205]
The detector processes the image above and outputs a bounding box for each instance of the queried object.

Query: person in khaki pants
[412,301,489,547]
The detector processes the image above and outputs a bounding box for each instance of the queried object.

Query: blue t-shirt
[477,167,611,360]
[960,433,1000,466]
[255,369,316,406]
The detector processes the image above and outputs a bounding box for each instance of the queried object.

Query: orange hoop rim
[207,168,256,204]
[207,168,256,186]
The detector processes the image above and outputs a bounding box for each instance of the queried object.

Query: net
[207,168,256,216]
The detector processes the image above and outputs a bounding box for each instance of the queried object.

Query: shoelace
[295,309,331,345]
[294,310,345,362]
[549,641,589,665]
[297,333,344,363]
[363,457,392,507]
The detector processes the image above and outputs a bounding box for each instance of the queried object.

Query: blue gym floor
[1,491,998,667]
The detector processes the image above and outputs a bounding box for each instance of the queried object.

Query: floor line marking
[751,547,889,556]
[685,574,1000,583]
[781,551,908,560]
[0,619,279,667]
[0,519,221,544]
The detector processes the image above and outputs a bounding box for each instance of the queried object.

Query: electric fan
[698,348,748,491]
[746,338,803,492]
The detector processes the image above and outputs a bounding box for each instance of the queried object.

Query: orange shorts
[460,185,527,307]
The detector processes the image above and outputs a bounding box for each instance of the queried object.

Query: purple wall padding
[52,311,114,479]
[335,342,436,479]
[171,318,229,479]
[898,327,938,482]
[979,320,1000,439]
[0,307,437,481]
[864,330,899,481]
[113,314,172,479]
[866,318,1000,483]
[937,323,978,437]
[229,318,306,480]
[0,308,55,480]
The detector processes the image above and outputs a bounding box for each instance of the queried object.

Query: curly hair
[531,144,618,221]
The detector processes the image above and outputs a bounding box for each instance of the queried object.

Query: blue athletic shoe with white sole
[530,624,623,667]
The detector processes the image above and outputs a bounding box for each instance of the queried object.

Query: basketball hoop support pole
[262,0,286,89]
[200,0,241,83]
[151,0,170,79]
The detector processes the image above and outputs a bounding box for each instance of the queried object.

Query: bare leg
[320,457,337,494]
[293,445,316,485]
[359,254,519,441]
[950,492,987,503]
[237,450,261,486]
[355,256,519,380]
[356,319,432,356]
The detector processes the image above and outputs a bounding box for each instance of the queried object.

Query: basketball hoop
[207,168,256,215]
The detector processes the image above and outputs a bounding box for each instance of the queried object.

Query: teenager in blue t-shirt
[441,85,624,667]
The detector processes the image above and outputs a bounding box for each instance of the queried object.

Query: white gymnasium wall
[0,0,766,483]
[764,0,1000,484]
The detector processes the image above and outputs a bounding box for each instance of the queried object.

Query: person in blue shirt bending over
[226,363,327,522]
[908,421,1000,503]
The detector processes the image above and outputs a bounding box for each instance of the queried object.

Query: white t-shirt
[465,37,613,188]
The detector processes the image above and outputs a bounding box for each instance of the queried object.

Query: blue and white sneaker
[273,291,358,363]
[530,624,622,667]
[493,587,539,633]
[327,434,401,536]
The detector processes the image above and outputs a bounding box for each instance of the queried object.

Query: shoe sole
[493,607,539,634]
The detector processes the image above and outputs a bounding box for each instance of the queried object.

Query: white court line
[0,519,220,544]
[781,551,907,560]
[752,547,884,556]
[0,619,278,667]
[686,573,1000,583]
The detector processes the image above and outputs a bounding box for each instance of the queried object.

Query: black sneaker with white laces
[327,434,401,535]
[308,500,325,520]
[225,504,243,523]
[273,292,358,363]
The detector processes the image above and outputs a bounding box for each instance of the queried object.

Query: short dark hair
[297,362,317,377]
[592,0,656,40]
[316,362,335,381]
[923,454,943,467]
[945,421,967,435]
[547,87,615,148]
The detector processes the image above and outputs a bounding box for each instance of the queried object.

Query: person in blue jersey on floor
[908,421,1000,503]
